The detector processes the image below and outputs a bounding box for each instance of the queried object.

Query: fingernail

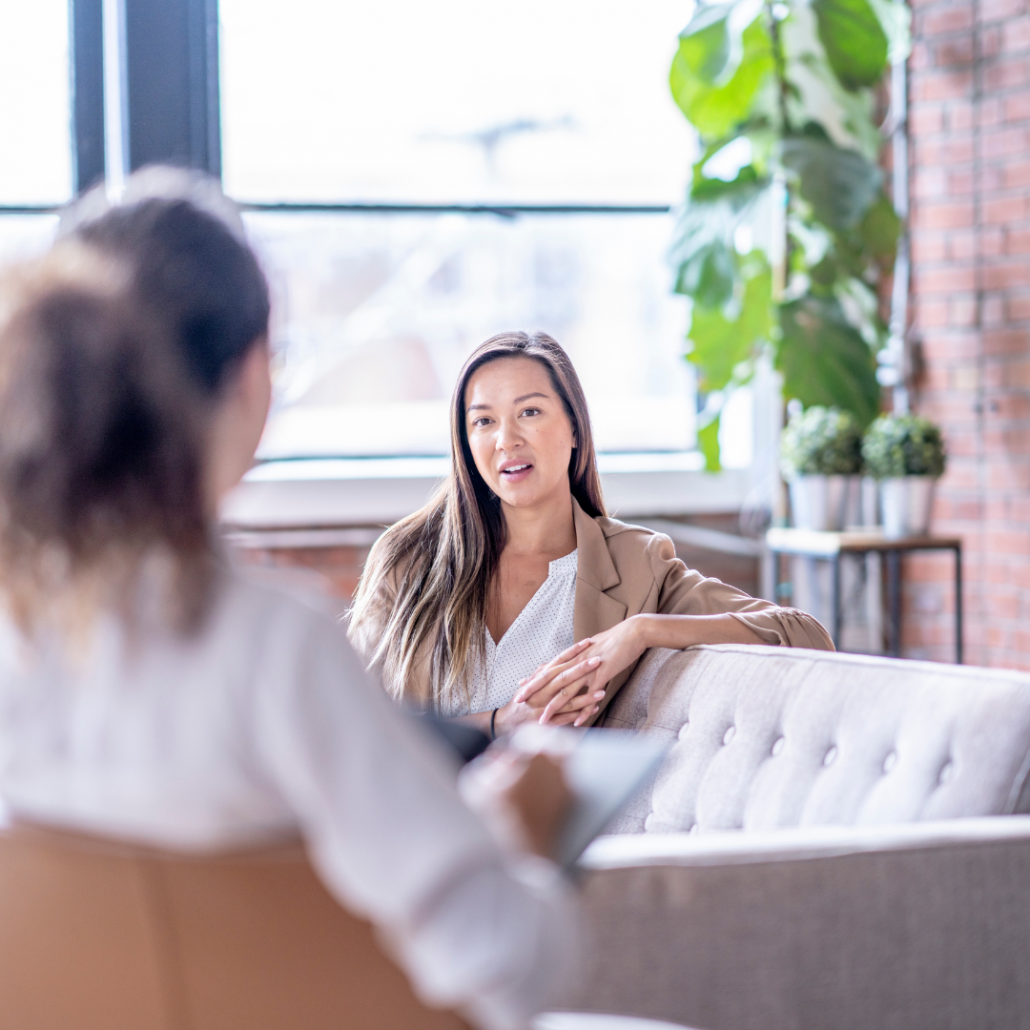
[593,691,605,699]
[589,657,601,665]
[592,705,600,714]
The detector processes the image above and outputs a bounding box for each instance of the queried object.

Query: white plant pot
[860,475,881,527]
[880,476,937,539]
[788,475,857,531]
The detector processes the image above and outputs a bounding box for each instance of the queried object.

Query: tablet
[506,725,669,869]
[553,729,668,868]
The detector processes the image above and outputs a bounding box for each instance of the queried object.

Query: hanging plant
[669,0,910,470]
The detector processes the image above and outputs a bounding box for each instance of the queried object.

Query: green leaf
[691,162,760,200]
[781,133,882,229]
[808,254,838,288]
[670,16,774,139]
[776,294,881,426]
[687,260,773,390]
[865,0,911,63]
[669,168,767,307]
[858,191,901,269]
[811,0,889,91]
[794,52,881,161]
[698,413,723,472]
[676,240,738,309]
[677,2,736,83]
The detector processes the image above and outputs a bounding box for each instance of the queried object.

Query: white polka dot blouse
[440,549,578,717]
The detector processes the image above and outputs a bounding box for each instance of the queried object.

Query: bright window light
[248,211,694,458]
[220,0,692,204]
[221,1,700,460]
[0,1,72,206]
[0,217,60,268]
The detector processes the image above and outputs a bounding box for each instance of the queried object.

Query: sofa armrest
[567,819,1030,1030]
[581,815,1030,868]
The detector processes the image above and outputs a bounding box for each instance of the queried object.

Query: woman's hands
[513,617,653,726]
[491,612,766,734]
[491,650,605,735]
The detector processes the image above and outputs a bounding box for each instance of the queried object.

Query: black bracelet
[489,707,499,741]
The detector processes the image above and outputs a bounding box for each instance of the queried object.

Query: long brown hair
[351,331,605,709]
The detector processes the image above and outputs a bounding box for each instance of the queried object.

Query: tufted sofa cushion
[602,644,1030,834]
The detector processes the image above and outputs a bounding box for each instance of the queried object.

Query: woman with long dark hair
[350,332,832,737]
[0,175,579,1030]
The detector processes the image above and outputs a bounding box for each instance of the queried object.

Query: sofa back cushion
[603,645,1030,834]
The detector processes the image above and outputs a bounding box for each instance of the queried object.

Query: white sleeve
[248,602,581,1030]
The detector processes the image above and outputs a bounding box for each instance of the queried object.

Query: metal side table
[766,528,963,663]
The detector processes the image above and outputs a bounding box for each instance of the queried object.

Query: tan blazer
[350,500,833,724]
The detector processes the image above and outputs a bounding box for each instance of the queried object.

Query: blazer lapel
[572,499,627,641]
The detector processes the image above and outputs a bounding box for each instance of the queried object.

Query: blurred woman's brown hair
[0,248,210,635]
[0,173,270,638]
[350,330,605,709]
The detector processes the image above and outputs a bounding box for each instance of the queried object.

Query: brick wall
[906,0,1030,665]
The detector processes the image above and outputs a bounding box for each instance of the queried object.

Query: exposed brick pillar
[906,0,1030,666]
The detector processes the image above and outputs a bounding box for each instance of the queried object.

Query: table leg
[886,550,902,658]
[954,545,963,665]
[831,555,841,649]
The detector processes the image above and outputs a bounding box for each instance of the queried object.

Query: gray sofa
[571,644,1030,1030]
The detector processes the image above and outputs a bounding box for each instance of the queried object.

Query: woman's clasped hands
[508,617,652,728]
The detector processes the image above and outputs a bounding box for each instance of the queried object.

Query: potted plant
[780,406,864,531]
[862,414,947,538]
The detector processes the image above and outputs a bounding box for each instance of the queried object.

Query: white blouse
[0,565,578,1030]
[442,550,577,717]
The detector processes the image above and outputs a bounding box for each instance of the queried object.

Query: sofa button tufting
[722,725,736,746]
[823,746,838,767]
[883,751,897,774]
[771,736,785,756]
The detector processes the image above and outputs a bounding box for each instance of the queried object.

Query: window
[0,1,72,208]
[220,0,702,460]
[0,0,71,267]
[0,1,760,478]
[220,0,690,205]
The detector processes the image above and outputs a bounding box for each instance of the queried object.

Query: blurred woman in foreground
[350,332,832,736]
[0,177,577,1030]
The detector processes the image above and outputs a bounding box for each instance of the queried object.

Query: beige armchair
[0,823,469,1030]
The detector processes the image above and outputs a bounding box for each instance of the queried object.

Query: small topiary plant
[780,406,864,479]
[861,414,947,479]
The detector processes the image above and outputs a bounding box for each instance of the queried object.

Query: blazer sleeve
[647,532,835,651]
